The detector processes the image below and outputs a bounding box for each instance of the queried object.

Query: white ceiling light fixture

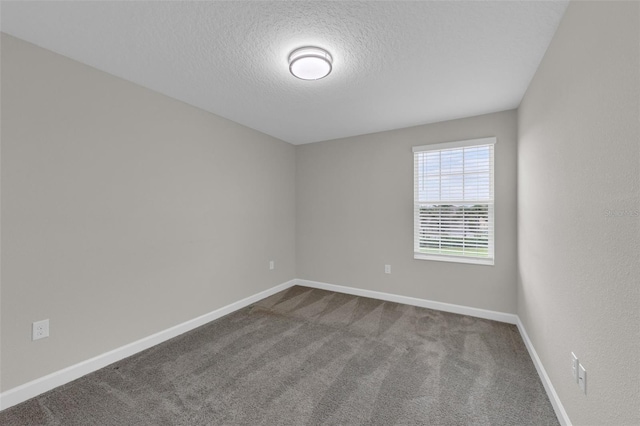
[288,46,333,81]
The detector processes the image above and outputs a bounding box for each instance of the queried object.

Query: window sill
[414,253,494,266]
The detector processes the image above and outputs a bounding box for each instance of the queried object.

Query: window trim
[413,137,496,266]
[412,137,497,153]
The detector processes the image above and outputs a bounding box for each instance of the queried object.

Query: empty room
[0,1,638,425]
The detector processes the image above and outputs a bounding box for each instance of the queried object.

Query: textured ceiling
[1,1,568,144]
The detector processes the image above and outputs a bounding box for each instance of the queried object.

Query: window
[413,137,495,265]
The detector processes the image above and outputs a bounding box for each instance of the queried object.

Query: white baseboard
[516,317,571,426]
[296,279,518,324]
[1,278,569,426]
[0,279,297,412]
[297,279,568,425]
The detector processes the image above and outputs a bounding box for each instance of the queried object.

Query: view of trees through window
[414,139,495,263]
[417,204,490,257]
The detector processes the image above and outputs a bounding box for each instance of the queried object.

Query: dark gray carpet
[0,286,558,425]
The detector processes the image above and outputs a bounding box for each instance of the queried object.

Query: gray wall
[296,110,518,314]
[518,2,639,424]
[4,4,638,423]
[0,34,296,391]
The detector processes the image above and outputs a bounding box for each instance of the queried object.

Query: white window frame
[413,137,496,266]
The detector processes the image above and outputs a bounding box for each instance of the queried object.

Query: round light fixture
[288,46,333,80]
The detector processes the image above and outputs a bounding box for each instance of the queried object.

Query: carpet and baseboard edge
[297,279,518,324]
[297,280,570,425]
[516,317,571,426]
[0,279,298,411]
[0,278,571,425]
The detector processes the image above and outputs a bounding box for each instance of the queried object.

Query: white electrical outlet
[571,352,579,383]
[269,261,274,270]
[32,319,50,341]
[578,363,587,394]
[384,264,391,274]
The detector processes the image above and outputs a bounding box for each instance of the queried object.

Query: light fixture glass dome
[288,47,333,80]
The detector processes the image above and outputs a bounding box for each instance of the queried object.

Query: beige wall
[0,34,296,391]
[296,110,518,314]
[4,5,638,424]
[518,2,640,425]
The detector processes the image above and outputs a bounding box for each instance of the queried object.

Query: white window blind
[413,137,495,265]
